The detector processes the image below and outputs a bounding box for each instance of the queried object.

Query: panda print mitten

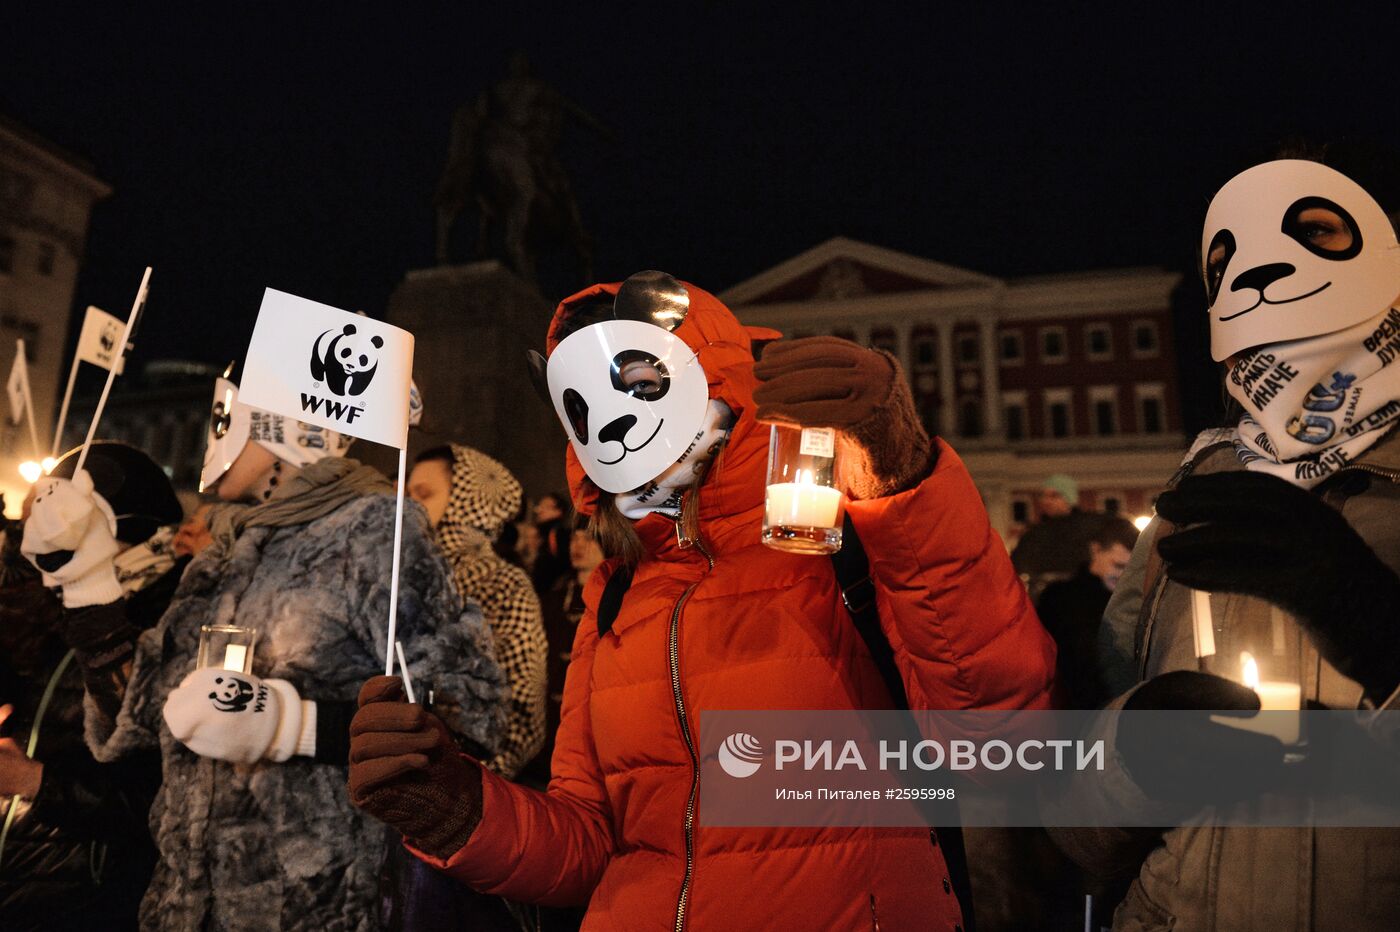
[163,667,317,764]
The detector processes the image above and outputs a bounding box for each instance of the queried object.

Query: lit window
[1040,326,1068,363]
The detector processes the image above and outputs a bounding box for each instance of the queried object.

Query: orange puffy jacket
[411,281,1056,931]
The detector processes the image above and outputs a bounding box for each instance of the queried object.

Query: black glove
[1119,671,1284,804]
[1156,471,1400,702]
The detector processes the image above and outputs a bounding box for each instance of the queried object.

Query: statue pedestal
[371,261,567,504]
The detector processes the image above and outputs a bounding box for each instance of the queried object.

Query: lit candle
[764,481,843,530]
[1218,652,1301,745]
[223,643,249,673]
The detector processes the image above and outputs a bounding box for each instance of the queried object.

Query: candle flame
[1241,651,1260,691]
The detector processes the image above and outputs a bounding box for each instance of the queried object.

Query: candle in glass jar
[1216,652,1301,745]
[223,644,249,672]
[765,482,843,529]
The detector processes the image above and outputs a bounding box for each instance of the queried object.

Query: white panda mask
[534,272,710,494]
[199,374,353,493]
[1202,159,1400,361]
[200,376,252,493]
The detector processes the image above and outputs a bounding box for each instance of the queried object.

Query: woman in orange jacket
[349,272,1055,931]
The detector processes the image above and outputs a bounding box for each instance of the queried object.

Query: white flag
[75,305,129,373]
[7,340,28,426]
[238,288,414,449]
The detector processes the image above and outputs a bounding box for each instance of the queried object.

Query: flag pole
[75,267,149,475]
[384,445,408,677]
[51,354,80,459]
[17,342,41,459]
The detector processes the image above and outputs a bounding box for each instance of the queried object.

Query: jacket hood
[545,280,780,525]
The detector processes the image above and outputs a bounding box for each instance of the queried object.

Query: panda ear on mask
[613,271,689,332]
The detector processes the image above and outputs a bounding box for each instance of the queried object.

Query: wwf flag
[75,305,129,374]
[239,288,414,448]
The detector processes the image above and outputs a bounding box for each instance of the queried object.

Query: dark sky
[4,4,1397,417]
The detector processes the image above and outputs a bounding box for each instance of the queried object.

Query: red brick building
[722,237,1187,544]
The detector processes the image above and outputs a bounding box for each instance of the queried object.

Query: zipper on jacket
[670,527,713,932]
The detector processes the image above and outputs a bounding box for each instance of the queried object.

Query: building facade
[0,115,111,516]
[722,237,1187,544]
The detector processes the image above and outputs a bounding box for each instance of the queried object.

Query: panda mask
[1203,159,1400,362]
[529,271,710,495]
[199,373,351,493]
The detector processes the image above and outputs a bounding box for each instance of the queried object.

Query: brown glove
[753,336,936,499]
[347,675,484,859]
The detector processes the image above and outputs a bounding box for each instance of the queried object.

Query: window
[1085,323,1113,361]
[956,332,980,365]
[1002,390,1027,441]
[869,328,896,352]
[1011,499,1031,524]
[958,398,983,438]
[1135,383,1167,434]
[917,394,941,436]
[0,235,15,274]
[36,242,55,277]
[1132,320,1160,358]
[1044,388,1073,438]
[999,330,1024,365]
[1089,386,1119,436]
[912,330,937,370]
[1040,326,1068,363]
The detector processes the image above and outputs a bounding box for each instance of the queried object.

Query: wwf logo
[310,323,383,397]
[208,675,257,713]
[99,322,120,353]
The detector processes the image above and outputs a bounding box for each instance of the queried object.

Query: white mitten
[162,667,317,764]
[22,471,123,608]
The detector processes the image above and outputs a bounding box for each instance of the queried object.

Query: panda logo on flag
[310,323,383,397]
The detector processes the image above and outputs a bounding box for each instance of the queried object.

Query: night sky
[4,6,1397,429]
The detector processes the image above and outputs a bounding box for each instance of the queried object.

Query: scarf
[115,525,179,594]
[1230,305,1400,487]
[617,399,733,520]
[205,458,392,555]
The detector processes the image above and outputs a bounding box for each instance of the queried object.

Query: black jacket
[0,535,176,931]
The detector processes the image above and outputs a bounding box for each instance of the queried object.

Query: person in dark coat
[528,492,572,593]
[0,443,183,931]
[1036,516,1139,710]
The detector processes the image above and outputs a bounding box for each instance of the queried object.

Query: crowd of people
[1,139,1399,931]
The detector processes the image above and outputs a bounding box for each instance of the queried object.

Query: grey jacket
[1061,428,1400,931]
[87,492,507,932]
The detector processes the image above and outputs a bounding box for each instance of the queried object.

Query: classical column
[979,316,1002,439]
[936,318,956,437]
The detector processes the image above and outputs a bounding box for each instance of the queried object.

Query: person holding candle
[22,383,507,931]
[348,271,1055,931]
[1055,140,1400,931]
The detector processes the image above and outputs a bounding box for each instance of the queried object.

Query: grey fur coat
[87,491,507,931]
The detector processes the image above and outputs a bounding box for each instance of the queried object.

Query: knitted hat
[440,445,523,541]
[1041,473,1080,507]
[50,441,183,544]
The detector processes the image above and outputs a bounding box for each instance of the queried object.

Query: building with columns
[0,115,111,517]
[722,237,1187,544]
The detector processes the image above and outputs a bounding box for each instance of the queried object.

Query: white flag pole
[394,640,416,703]
[75,267,149,475]
[384,446,408,677]
[51,354,80,459]
[20,357,41,460]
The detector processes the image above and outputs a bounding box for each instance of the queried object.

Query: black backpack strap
[831,514,976,932]
[596,565,634,637]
